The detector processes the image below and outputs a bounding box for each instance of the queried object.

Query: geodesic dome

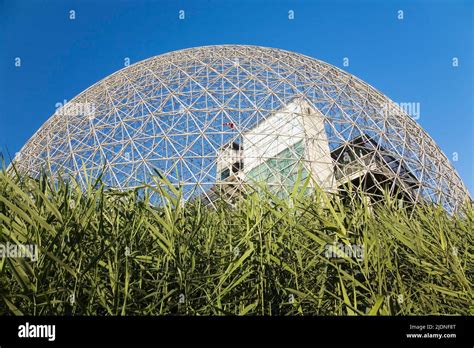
[11,45,470,211]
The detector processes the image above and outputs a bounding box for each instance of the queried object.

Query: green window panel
[247,140,309,194]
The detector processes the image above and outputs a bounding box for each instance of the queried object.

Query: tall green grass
[0,167,472,315]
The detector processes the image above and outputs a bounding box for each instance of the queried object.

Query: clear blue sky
[0,0,472,194]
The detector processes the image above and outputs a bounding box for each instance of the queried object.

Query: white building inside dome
[215,98,336,200]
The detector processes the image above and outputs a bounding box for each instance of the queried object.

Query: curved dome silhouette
[12,45,470,211]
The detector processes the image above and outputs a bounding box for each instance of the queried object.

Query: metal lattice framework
[11,45,471,211]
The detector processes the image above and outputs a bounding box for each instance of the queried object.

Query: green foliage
[0,167,472,315]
